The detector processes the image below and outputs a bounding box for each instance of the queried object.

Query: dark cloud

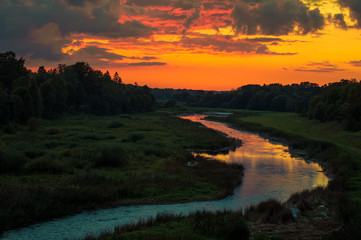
[348,60,361,67]
[231,0,325,35]
[129,56,159,60]
[0,0,154,61]
[180,36,294,55]
[64,0,103,6]
[128,62,167,66]
[339,0,361,27]
[293,61,346,72]
[125,0,170,7]
[74,46,126,60]
[329,13,348,29]
[244,37,283,42]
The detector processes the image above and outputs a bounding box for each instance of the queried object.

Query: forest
[0,51,155,126]
[161,80,361,131]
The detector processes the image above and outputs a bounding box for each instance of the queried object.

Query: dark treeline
[0,51,155,125]
[160,80,361,131]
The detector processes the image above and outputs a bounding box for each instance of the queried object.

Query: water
[1,114,328,240]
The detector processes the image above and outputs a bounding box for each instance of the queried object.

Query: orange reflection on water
[181,114,328,201]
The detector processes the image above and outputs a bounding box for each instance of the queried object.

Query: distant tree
[113,72,122,84]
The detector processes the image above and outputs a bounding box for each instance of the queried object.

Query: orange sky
[2,0,361,90]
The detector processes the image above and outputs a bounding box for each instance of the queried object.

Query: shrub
[25,157,68,174]
[71,171,114,185]
[192,211,249,240]
[245,199,295,224]
[27,117,41,131]
[76,133,116,141]
[94,144,128,168]
[44,140,60,149]
[0,150,27,173]
[44,127,63,135]
[123,133,145,143]
[2,123,17,134]
[24,148,45,159]
[106,121,124,129]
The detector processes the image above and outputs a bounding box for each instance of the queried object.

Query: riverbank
[206,111,361,239]
[0,112,244,233]
[79,110,357,240]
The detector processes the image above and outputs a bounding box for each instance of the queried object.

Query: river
[1,114,328,240]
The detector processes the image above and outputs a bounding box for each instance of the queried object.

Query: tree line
[164,80,361,131]
[0,51,155,125]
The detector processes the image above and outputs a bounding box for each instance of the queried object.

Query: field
[0,111,243,232]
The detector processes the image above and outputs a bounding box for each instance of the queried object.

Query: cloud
[291,61,346,72]
[339,0,361,27]
[73,46,126,60]
[348,60,361,67]
[332,13,348,29]
[0,0,154,61]
[125,0,170,7]
[244,37,283,42]
[180,36,295,55]
[231,0,325,35]
[128,62,167,66]
[129,56,159,60]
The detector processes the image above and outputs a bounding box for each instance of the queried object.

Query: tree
[0,51,28,93]
[113,72,122,84]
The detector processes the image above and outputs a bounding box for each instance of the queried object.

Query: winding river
[1,114,328,240]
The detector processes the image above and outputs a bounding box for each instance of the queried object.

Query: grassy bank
[0,112,243,232]
[83,211,250,240]
[230,111,361,201]
[206,110,361,239]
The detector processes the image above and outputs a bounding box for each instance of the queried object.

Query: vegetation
[0,51,155,125]
[83,211,249,240]
[210,111,361,239]
[156,80,361,131]
[0,112,243,232]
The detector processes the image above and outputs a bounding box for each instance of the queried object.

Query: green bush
[123,133,145,143]
[25,157,68,174]
[44,140,60,149]
[0,150,27,173]
[24,148,45,159]
[44,127,63,135]
[95,145,128,168]
[106,121,124,129]
[2,123,17,134]
[192,211,249,240]
[76,133,116,141]
[27,117,41,131]
[66,147,100,169]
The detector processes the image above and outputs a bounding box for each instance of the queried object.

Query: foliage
[0,51,155,126]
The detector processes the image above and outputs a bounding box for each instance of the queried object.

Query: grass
[83,211,249,240]
[230,111,361,202]
[0,111,242,232]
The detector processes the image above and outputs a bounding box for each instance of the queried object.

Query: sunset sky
[1,0,361,90]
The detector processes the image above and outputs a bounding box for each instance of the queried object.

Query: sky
[1,0,361,90]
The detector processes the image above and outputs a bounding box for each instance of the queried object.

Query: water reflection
[181,115,328,202]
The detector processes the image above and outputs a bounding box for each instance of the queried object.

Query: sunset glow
[2,0,361,90]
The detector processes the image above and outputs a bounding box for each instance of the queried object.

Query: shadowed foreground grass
[0,112,243,232]
[83,211,250,240]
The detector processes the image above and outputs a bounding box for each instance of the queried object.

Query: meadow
[0,111,243,232]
